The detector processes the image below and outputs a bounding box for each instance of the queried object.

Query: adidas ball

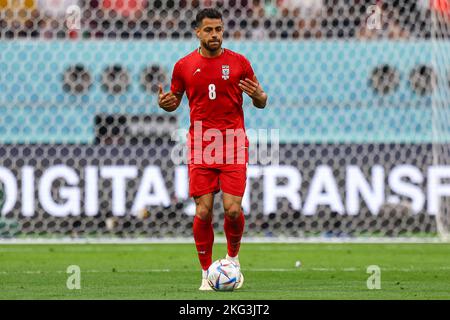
[207,259,241,291]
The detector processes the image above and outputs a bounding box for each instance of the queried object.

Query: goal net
[431,0,450,240]
[0,0,449,240]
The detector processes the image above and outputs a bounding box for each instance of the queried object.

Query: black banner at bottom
[0,300,446,319]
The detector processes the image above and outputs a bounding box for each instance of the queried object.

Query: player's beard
[202,39,222,54]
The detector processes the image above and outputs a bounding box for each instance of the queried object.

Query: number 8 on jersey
[208,84,216,100]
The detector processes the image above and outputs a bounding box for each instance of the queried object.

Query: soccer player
[158,8,268,290]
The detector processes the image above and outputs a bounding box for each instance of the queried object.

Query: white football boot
[226,254,244,289]
[199,269,213,291]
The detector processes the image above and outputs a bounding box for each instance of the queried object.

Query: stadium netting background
[1,0,450,239]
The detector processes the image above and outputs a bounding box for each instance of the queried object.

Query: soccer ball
[207,259,241,291]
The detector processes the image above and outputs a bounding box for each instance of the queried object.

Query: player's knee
[224,203,241,220]
[196,203,213,221]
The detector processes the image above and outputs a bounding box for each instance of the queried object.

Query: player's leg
[222,192,246,289]
[220,163,247,289]
[222,193,245,261]
[189,165,220,290]
[220,162,247,260]
[193,194,216,290]
[193,193,215,275]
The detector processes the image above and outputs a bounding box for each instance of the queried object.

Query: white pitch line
[0,236,448,244]
[1,267,450,275]
[0,269,172,274]
[250,268,298,272]
[0,268,298,274]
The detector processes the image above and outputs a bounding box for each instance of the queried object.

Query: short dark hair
[195,8,222,28]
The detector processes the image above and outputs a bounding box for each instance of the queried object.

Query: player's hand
[238,75,264,99]
[239,75,267,108]
[158,84,179,111]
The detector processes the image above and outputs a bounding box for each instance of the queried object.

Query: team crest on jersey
[222,65,230,80]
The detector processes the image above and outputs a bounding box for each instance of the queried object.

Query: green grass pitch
[0,243,449,299]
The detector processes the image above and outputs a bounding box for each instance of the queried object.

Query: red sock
[193,216,214,271]
[224,210,245,258]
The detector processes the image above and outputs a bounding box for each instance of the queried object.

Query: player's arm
[239,75,268,109]
[158,84,183,112]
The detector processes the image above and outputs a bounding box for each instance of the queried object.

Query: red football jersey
[170,48,255,166]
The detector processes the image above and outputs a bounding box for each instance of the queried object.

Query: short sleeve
[241,55,255,81]
[170,61,185,95]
